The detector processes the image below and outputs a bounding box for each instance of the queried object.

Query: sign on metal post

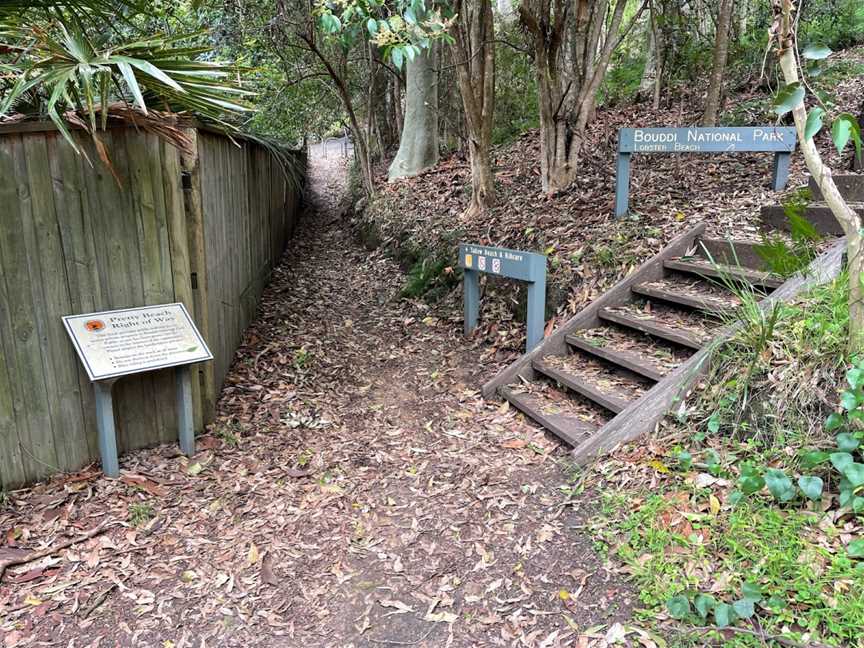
[614,126,797,217]
[458,244,547,352]
[63,303,212,477]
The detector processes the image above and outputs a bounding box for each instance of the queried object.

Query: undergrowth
[595,274,864,646]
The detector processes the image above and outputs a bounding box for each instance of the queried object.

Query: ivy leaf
[741,582,762,602]
[733,599,755,619]
[805,107,825,140]
[707,414,720,434]
[391,46,404,70]
[798,475,824,500]
[837,433,859,452]
[847,367,864,390]
[825,412,845,430]
[841,391,860,411]
[830,452,854,473]
[694,594,715,619]
[666,595,691,620]
[773,83,805,116]
[832,113,862,157]
[366,18,378,35]
[840,485,855,508]
[848,539,864,558]
[801,450,830,469]
[802,44,832,60]
[677,451,693,471]
[714,603,737,628]
[842,463,864,488]
[739,473,765,495]
[764,468,796,502]
[853,497,864,513]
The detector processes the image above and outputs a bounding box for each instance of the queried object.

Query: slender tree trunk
[775,1,863,351]
[451,0,496,217]
[388,45,439,181]
[638,17,657,100]
[701,0,734,126]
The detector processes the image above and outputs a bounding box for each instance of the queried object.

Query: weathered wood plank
[181,129,216,424]
[5,134,61,480]
[0,137,28,487]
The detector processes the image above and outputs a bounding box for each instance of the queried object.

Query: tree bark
[774,0,864,351]
[451,0,496,217]
[521,0,645,194]
[388,46,439,181]
[701,0,734,126]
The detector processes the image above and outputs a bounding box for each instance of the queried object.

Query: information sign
[62,303,212,478]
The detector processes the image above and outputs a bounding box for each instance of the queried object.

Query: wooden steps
[664,257,783,288]
[482,223,831,464]
[565,327,686,382]
[599,305,713,349]
[500,385,603,446]
[632,277,742,313]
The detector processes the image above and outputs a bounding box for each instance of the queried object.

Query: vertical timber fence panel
[0,123,305,488]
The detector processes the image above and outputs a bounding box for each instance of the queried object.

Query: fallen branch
[0,523,113,582]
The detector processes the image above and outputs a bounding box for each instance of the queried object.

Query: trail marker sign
[63,303,212,477]
[614,126,797,217]
[458,244,547,352]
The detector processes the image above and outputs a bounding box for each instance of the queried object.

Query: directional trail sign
[458,244,547,352]
[614,126,797,217]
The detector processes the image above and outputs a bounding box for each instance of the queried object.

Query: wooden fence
[0,122,305,488]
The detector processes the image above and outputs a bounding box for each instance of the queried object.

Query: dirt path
[0,155,633,648]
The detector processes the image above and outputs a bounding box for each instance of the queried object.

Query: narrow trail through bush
[1,153,634,648]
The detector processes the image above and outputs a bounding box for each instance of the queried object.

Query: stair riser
[663,259,782,289]
[631,284,735,315]
[760,204,863,237]
[565,335,667,382]
[807,175,864,202]
[533,360,631,413]
[599,309,704,350]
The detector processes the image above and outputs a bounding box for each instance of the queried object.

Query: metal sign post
[63,303,212,478]
[458,244,547,352]
[614,126,797,217]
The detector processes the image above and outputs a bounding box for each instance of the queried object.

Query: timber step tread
[500,384,603,447]
[533,354,650,413]
[599,303,715,349]
[632,277,743,313]
[664,257,783,288]
[566,325,692,382]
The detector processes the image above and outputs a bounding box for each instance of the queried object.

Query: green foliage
[0,3,250,153]
[754,189,821,279]
[799,0,864,51]
[128,502,155,526]
[601,491,864,644]
[492,33,539,145]
[401,255,455,300]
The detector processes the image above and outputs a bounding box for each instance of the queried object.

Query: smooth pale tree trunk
[388,46,439,181]
[638,21,657,100]
[775,2,864,351]
[701,0,734,126]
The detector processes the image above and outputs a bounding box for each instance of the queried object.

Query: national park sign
[614,126,798,217]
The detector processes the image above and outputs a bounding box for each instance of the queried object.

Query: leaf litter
[0,154,643,648]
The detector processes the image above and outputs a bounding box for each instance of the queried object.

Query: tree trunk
[701,0,734,126]
[638,18,657,100]
[451,0,496,217]
[775,1,864,351]
[521,0,643,194]
[388,46,439,181]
